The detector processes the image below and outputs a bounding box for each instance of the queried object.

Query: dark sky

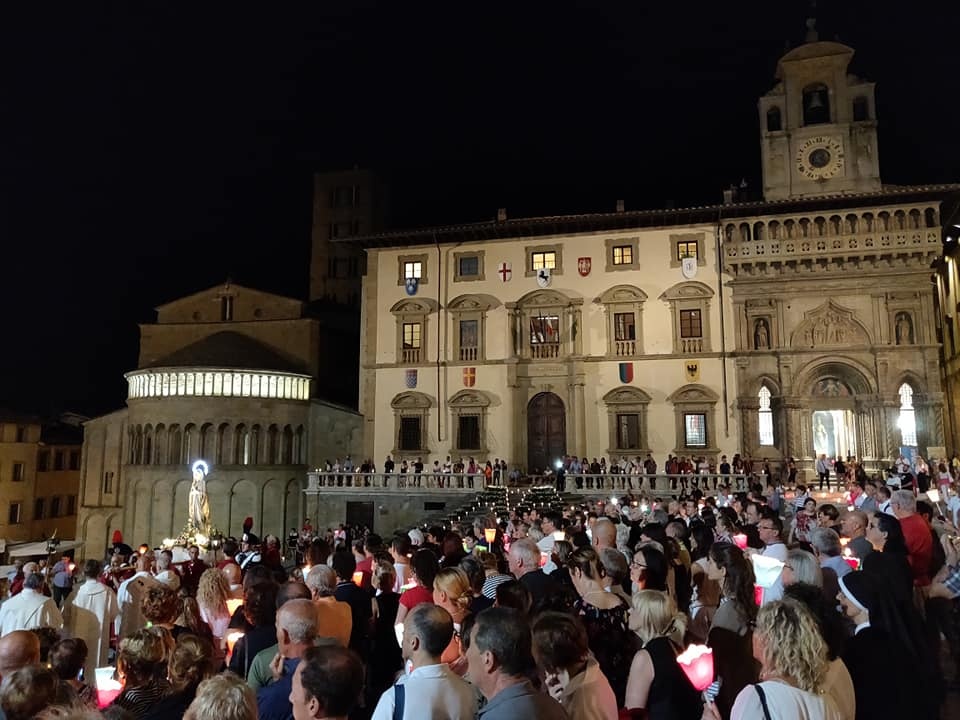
[2,1,958,418]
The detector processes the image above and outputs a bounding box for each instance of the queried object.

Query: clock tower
[759,21,881,201]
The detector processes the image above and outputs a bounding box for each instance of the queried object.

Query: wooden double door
[527,392,566,475]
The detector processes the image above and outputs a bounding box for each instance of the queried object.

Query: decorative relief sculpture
[895,312,914,345]
[792,301,869,348]
[754,318,770,349]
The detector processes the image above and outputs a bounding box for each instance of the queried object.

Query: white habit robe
[115,571,156,640]
[63,578,119,682]
[0,588,63,635]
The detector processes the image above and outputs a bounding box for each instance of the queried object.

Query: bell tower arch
[759,18,881,200]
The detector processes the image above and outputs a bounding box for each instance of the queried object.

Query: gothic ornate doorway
[527,392,566,475]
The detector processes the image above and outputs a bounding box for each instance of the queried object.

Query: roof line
[334,183,960,247]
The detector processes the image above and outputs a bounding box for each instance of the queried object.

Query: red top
[398,583,434,610]
[355,556,374,590]
[900,513,933,586]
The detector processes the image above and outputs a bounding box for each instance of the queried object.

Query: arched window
[766,106,782,132]
[758,387,774,446]
[802,83,830,125]
[898,384,917,447]
[852,96,869,122]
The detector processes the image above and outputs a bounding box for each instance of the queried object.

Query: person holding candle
[196,567,232,663]
[395,548,438,626]
[624,589,702,719]
[112,628,171,718]
[701,598,842,720]
[142,634,217,720]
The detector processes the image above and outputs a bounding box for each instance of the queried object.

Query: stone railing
[305,471,486,493]
[614,339,636,357]
[529,343,561,359]
[679,338,703,353]
[401,348,421,363]
[561,473,750,495]
[459,346,479,362]
[725,228,940,271]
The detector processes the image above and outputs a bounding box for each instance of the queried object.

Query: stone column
[736,398,759,457]
[570,368,587,457]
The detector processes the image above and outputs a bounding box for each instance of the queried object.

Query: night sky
[2,1,958,418]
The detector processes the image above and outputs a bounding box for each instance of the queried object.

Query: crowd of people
[0,463,958,720]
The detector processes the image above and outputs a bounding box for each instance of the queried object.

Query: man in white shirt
[536,512,563,574]
[752,515,788,604]
[877,485,894,515]
[63,559,119,683]
[115,551,156,639]
[371,604,476,720]
[0,573,62,635]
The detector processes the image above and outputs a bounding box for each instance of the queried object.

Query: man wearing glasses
[751,514,787,603]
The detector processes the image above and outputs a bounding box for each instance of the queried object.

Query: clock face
[795,135,845,180]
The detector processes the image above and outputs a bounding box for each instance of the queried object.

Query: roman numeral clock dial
[795,135,845,181]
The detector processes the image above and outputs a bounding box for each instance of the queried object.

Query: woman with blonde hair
[112,627,171,718]
[624,590,702,719]
[196,568,231,661]
[183,673,256,720]
[703,598,841,720]
[432,566,472,672]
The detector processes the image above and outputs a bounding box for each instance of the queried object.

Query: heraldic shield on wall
[578,257,591,276]
[619,362,634,383]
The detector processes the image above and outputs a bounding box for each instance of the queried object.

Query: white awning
[7,540,84,557]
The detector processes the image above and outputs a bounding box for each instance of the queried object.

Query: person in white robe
[62,559,119,683]
[0,572,62,635]
[115,552,157,640]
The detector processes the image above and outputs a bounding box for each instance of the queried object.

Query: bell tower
[759,19,881,201]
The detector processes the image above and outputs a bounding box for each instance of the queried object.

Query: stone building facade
[77,283,362,557]
[341,34,958,479]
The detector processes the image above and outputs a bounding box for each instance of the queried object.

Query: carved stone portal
[791,301,870,348]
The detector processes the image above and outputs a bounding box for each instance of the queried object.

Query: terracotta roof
[142,331,309,375]
[334,184,960,248]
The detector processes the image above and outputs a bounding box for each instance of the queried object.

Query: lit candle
[733,533,748,550]
[484,528,496,544]
[226,598,243,616]
[94,667,123,709]
[676,644,715,691]
[552,530,565,541]
[842,547,860,570]
[225,630,244,661]
[352,571,364,587]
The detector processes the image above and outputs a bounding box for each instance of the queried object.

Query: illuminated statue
[189,460,211,529]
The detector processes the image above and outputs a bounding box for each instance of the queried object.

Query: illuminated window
[403,261,422,280]
[898,383,917,447]
[684,413,707,447]
[529,316,560,345]
[758,386,774,446]
[612,246,633,265]
[531,251,556,270]
[403,323,422,349]
[676,241,699,261]
[680,309,702,338]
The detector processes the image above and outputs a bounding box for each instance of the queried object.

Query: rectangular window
[459,319,478,361]
[616,414,641,450]
[15,426,26,443]
[399,417,422,451]
[403,261,422,280]
[457,415,481,450]
[37,451,49,472]
[34,498,44,520]
[676,241,699,262]
[458,256,479,277]
[11,463,24,482]
[614,312,636,341]
[67,495,77,516]
[402,323,422,349]
[612,245,633,265]
[684,413,707,447]
[50,497,61,518]
[529,315,560,345]
[8,503,21,525]
[220,295,234,321]
[531,251,556,270]
[54,450,64,471]
[103,471,113,494]
[680,309,702,338]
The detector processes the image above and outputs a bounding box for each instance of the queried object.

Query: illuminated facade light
[125,368,311,401]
